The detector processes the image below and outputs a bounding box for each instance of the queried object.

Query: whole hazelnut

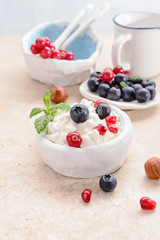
[49,85,68,103]
[144,157,160,179]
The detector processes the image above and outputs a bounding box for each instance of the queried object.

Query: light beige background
[0,34,160,240]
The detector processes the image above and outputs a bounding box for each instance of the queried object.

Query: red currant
[105,116,117,124]
[123,70,130,75]
[113,65,124,75]
[50,49,61,59]
[66,132,82,148]
[40,46,51,59]
[66,51,74,60]
[140,197,156,210]
[59,49,67,59]
[81,189,92,203]
[107,123,118,133]
[44,37,51,47]
[49,44,55,51]
[30,43,40,54]
[102,68,114,82]
[94,99,108,108]
[35,37,46,48]
[93,124,107,135]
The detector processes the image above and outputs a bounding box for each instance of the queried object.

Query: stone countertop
[0,34,160,240]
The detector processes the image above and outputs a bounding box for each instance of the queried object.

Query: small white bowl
[22,20,102,87]
[36,105,133,178]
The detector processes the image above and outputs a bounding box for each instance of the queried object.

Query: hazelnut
[49,85,68,103]
[144,157,160,179]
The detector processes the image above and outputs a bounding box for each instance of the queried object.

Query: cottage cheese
[45,99,121,147]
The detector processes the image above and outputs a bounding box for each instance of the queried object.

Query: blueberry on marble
[99,174,117,192]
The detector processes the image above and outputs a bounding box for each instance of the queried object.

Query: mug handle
[112,33,132,70]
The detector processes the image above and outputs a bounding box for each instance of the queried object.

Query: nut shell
[49,85,68,103]
[144,157,160,179]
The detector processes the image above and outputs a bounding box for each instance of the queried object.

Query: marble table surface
[0,34,160,240]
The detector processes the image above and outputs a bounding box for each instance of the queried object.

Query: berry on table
[35,37,46,48]
[50,49,61,59]
[99,174,117,192]
[95,103,111,119]
[87,77,100,92]
[40,46,51,59]
[81,189,92,203]
[66,51,74,60]
[140,197,156,210]
[94,99,108,108]
[66,132,82,148]
[70,104,89,123]
[93,124,107,135]
[102,68,114,82]
[113,65,124,75]
[59,49,67,59]
[30,43,40,54]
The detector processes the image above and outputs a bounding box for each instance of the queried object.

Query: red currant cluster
[102,65,129,82]
[30,36,74,60]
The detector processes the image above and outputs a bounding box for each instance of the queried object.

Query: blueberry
[136,88,151,103]
[90,71,102,78]
[114,73,130,84]
[87,77,100,92]
[70,104,89,123]
[130,76,143,84]
[141,79,156,88]
[107,87,121,101]
[126,80,133,87]
[145,86,156,100]
[97,83,110,98]
[95,103,111,119]
[132,83,143,92]
[121,87,135,101]
[99,174,117,192]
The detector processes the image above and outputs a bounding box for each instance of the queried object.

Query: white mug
[112,12,160,78]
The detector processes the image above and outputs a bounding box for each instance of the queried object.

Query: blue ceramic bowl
[22,20,102,86]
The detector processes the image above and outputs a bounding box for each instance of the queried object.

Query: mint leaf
[50,102,71,114]
[120,81,128,88]
[43,91,51,109]
[34,115,53,134]
[30,107,46,118]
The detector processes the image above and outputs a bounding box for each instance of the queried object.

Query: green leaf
[43,91,51,108]
[120,81,128,88]
[34,115,53,134]
[30,107,46,118]
[50,102,71,115]
[128,76,138,82]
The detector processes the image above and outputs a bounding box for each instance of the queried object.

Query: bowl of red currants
[80,65,160,110]
[22,20,102,87]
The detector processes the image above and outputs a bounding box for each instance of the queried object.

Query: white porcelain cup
[112,12,160,77]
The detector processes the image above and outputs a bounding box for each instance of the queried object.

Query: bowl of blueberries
[80,65,160,110]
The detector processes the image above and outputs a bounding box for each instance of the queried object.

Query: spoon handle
[61,3,110,49]
[53,4,93,49]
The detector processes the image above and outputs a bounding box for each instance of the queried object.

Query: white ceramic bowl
[36,105,133,178]
[22,20,102,87]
